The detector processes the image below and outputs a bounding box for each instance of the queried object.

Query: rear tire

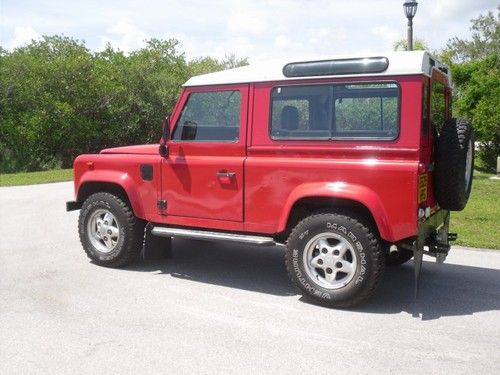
[285,211,384,308]
[78,192,145,267]
[434,118,474,211]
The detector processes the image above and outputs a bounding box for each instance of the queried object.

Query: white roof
[184,51,450,87]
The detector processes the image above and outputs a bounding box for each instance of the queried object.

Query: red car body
[72,52,451,245]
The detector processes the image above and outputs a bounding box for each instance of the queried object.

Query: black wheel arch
[278,196,380,243]
[78,181,131,210]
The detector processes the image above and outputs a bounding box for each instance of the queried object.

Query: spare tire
[434,118,474,211]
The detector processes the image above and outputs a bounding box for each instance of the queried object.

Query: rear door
[160,85,248,222]
[419,71,449,208]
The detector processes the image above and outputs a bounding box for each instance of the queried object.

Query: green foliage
[442,7,499,64]
[188,54,248,76]
[440,8,500,172]
[0,36,248,172]
[393,38,429,51]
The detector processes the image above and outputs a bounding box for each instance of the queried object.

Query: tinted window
[173,91,241,142]
[270,83,399,140]
[431,80,445,132]
[422,83,430,134]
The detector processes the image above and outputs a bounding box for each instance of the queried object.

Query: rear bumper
[418,209,448,239]
[66,201,82,211]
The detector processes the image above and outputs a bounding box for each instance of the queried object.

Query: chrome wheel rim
[303,232,358,290]
[464,139,473,190]
[87,209,120,253]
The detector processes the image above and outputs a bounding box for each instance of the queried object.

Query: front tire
[285,212,384,308]
[78,192,145,267]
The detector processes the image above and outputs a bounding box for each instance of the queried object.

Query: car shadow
[127,238,296,297]
[124,239,500,320]
[355,259,500,320]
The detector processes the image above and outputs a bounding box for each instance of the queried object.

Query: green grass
[451,171,500,249]
[0,169,73,187]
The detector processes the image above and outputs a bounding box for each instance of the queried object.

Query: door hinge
[157,200,167,210]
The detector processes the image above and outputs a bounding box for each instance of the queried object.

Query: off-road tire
[285,211,385,308]
[385,245,413,266]
[78,192,145,267]
[434,118,474,211]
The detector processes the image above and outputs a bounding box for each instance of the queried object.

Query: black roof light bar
[283,57,389,78]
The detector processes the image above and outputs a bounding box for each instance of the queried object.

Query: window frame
[171,89,242,144]
[268,80,401,142]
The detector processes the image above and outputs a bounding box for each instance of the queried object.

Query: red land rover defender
[67,51,474,307]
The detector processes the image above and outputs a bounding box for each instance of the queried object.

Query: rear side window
[173,90,241,142]
[431,80,445,132]
[270,83,399,140]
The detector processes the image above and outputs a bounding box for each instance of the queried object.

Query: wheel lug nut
[107,230,112,235]
[336,262,343,268]
[326,268,333,274]
[317,259,323,265]
[333,250,339,255]
[321,249,328,254]
[104,221,108,225]
[104,236,108,240]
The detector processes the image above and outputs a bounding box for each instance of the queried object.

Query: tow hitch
[412,210,454,298]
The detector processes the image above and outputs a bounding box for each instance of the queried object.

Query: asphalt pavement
[1,181,499,374]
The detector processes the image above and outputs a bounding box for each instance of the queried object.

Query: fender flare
[277,182,393,240]
[77,170,146,219]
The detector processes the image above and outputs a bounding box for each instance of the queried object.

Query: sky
[0,0,497,63]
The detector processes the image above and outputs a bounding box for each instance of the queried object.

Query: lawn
[451,171,499,249]
[0,169,73,187]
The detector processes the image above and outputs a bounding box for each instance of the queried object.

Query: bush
[0,36,247,173]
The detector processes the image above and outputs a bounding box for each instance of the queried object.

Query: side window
[271,85,331,139]
[270,83,399,140]
[431,80,445,132]
[173,90,241,142]
[271,99,309,131]
[334,84,398,138]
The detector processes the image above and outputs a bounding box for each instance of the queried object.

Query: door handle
[216,171,236,178]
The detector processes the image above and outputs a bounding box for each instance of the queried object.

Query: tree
[0,36,248,172]
[221,54,249,69]
[0,36,98,171]
[188,54,248,76]
[440,7,499,171]
[442,7,499,64]
[393,38,429,51]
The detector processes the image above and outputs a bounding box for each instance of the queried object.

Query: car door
[160,84,248,222]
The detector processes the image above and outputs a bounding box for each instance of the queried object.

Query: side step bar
[151,226,276,246]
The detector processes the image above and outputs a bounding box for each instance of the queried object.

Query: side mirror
[159,116,170,158]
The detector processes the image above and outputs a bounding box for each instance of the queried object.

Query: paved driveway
[1,182,499,374]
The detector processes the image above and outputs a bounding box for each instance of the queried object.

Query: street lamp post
[403,1,418,51]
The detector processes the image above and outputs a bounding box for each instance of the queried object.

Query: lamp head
[403,1,418,19]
